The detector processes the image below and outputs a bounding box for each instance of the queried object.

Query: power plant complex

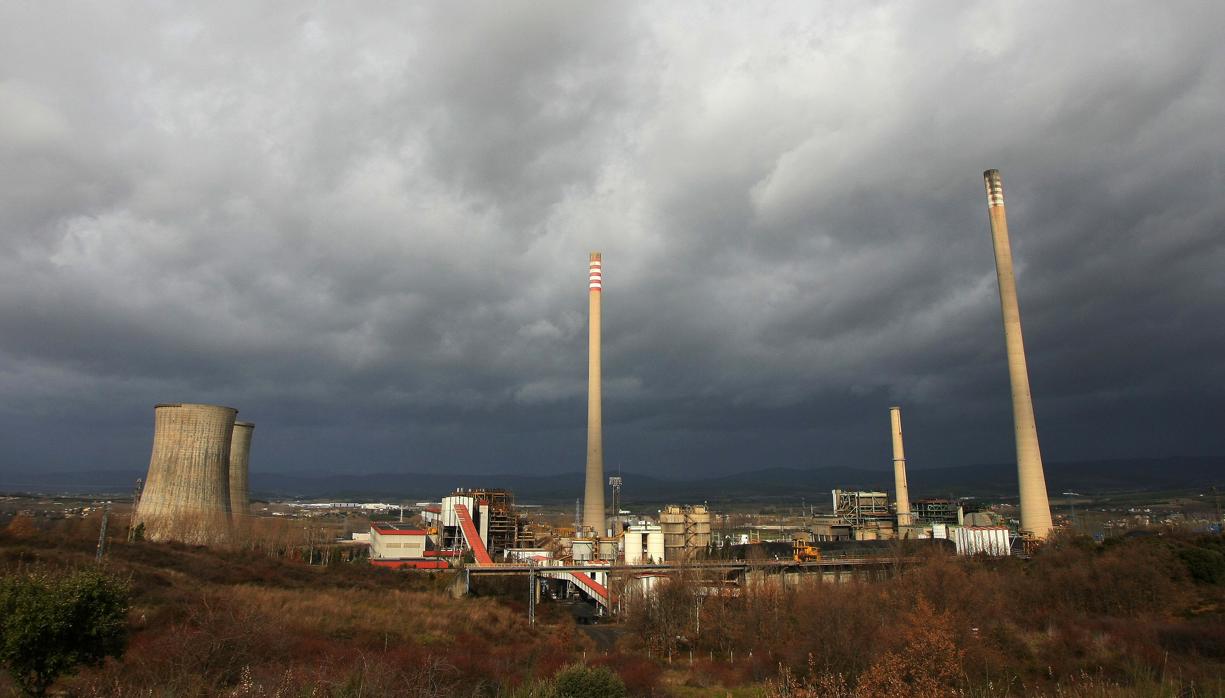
[133,403,254,545]
[130,169,1056,606]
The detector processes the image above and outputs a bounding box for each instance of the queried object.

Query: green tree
[0,568,129,696]
[553,663,627,698]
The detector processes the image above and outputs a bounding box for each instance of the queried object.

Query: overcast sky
[1,2,1222,481]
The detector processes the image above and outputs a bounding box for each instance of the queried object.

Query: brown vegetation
[4,512,1225,696]
[0,522,583,696]
[628,533,1225,696]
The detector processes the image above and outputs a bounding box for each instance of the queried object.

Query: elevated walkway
[542,569,615,610]
[452,503,493,565]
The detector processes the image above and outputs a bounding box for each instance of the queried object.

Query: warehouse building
[369,523,448,570]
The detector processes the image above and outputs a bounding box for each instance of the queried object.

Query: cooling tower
[890,406,912,526]
[228,422,254,519]
[983,169,1054,540]
[582,252,606,536]
[134,403,236,545]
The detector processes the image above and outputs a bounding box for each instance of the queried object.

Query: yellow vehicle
[792,539,822,562]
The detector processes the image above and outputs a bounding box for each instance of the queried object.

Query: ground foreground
[1,517,1225,696]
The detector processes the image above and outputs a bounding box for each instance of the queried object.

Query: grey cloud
[0,2,1223,479]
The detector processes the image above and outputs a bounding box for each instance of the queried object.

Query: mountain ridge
[3,456,1221,504]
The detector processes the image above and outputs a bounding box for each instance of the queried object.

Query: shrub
[855,599,962,698]
[0,568,130,696]
[553,663,627,698]
[1179,545,1225,585]
[591,652,662,696]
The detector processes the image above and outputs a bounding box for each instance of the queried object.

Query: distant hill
[3,457,1222,505]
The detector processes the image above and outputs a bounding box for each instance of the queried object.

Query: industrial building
[371,523,428,558]
[368,523,452,570]
[912,499,964,526]
[832,490,891,526]
[438,488,526,560]
[954,526,1012,556]
[793,406,1018,549]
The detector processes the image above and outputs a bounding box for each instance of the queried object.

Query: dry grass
[6,515,1225,697]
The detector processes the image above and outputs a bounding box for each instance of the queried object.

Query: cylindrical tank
[135,403,236,545]
[228,422,254,519]
[689,505,712,548]
[623,528,643,564]
[646,526,665,564]
[660,505,685,559]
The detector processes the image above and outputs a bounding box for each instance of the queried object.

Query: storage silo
[623,527,644,564]
[645,525,665,564]
[660,505,686,560]
[228,422,254,520]
[134,403,236,545]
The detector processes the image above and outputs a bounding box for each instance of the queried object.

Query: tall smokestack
[890,406,912,527]
[983,169,1054,540]
[582,252,606,536]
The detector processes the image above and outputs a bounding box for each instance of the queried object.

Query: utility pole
[127,478,143,542]
[1212,486,1222,534]
[96,502,111,562]
[528,562,537,626]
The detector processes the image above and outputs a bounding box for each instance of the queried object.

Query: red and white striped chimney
[582,252,606,536]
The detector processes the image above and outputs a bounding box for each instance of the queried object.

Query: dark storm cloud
[1,2,1222,480]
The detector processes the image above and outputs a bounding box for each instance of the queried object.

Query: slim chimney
[890,406,912,527]
[582,252,606,536]
[983,169,1054,539]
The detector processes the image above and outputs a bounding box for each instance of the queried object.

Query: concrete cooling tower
[134,403,236,545]
[983,169,1054,540]
[228,422,254,519]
